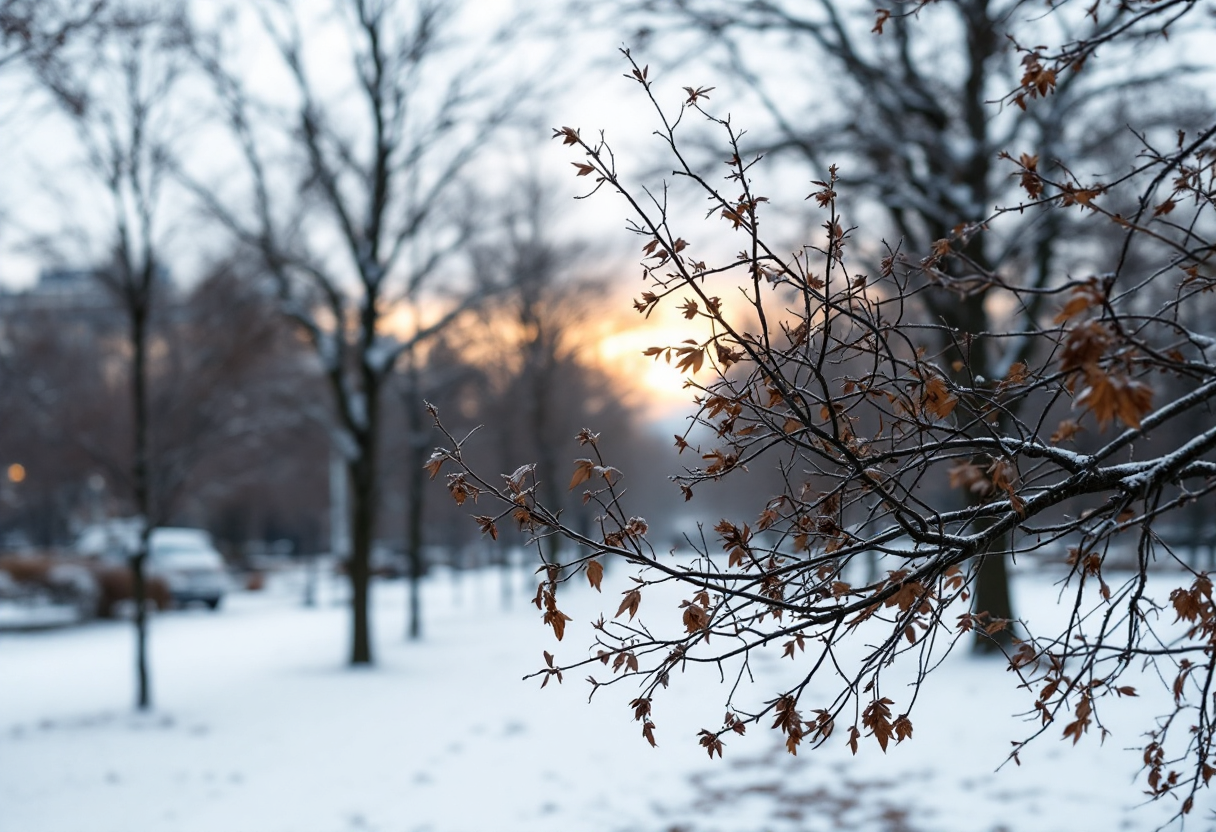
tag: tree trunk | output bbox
[131,548,151,709]
[403,370,427,641]
[348,447,376,665]
[130,298,152,710]
[960,0,1017,653]
[531,356,569,566]
[932,291,1019,653]
[972,529,1015,653]
[329,448,349,561]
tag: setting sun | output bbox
[597,327,691,413]
[592,296,715,417]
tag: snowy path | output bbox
[0,567,1199,831]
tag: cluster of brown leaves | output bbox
[697,712,746,759]
[680,589,712,634]
[720,194,768,230]
[1142,739,1204,814]
[862,698,913,752]
[604,517,648,550]
[771,695,806,755]
[1017,647,1138,754]
[568,458,619,491]
[916,371,958,421]
[628,696,657,747]
[1014,52,1057,110]
[533,564,572,642]
[443,472,478,506]
[1055,279,1152,429]
[1170,575,1216,644]
[1015,152,1041,199]
[715,519,753,567]
[615,584,642,621]
[1065,546,1113,601]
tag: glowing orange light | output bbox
[7,463,26,483]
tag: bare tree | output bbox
[396,175,645,637]
[469,178,607,563]
[18,3,299,707]
[25,2,197,710]
[396,330,487,639]
[431,19,1216,818]
[189,0,531,664]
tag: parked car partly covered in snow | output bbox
[77,523,228,610]
[148,528,229,609]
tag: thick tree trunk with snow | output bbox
[932,287,1017,652]
[344,376,380,665]
[972,534,1014,651]
[347,445,377,665]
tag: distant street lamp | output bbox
[2,464,25,551]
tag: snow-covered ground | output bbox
[0,563,1205,832]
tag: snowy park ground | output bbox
[0,561,1207,832]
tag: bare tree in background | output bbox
[397,336,475,639]
[398,176,638,638]
[432,0,1216,813]
[11,1,203,710]
[190,0,531,664]
[18,5,304,708]
[470,178,606,566]
[610,0,1207,651]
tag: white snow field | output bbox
[0,563,1205,832]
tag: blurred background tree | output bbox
[184,0,543,665]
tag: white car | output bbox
[77,523,228,610]
[148,528,228,610]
